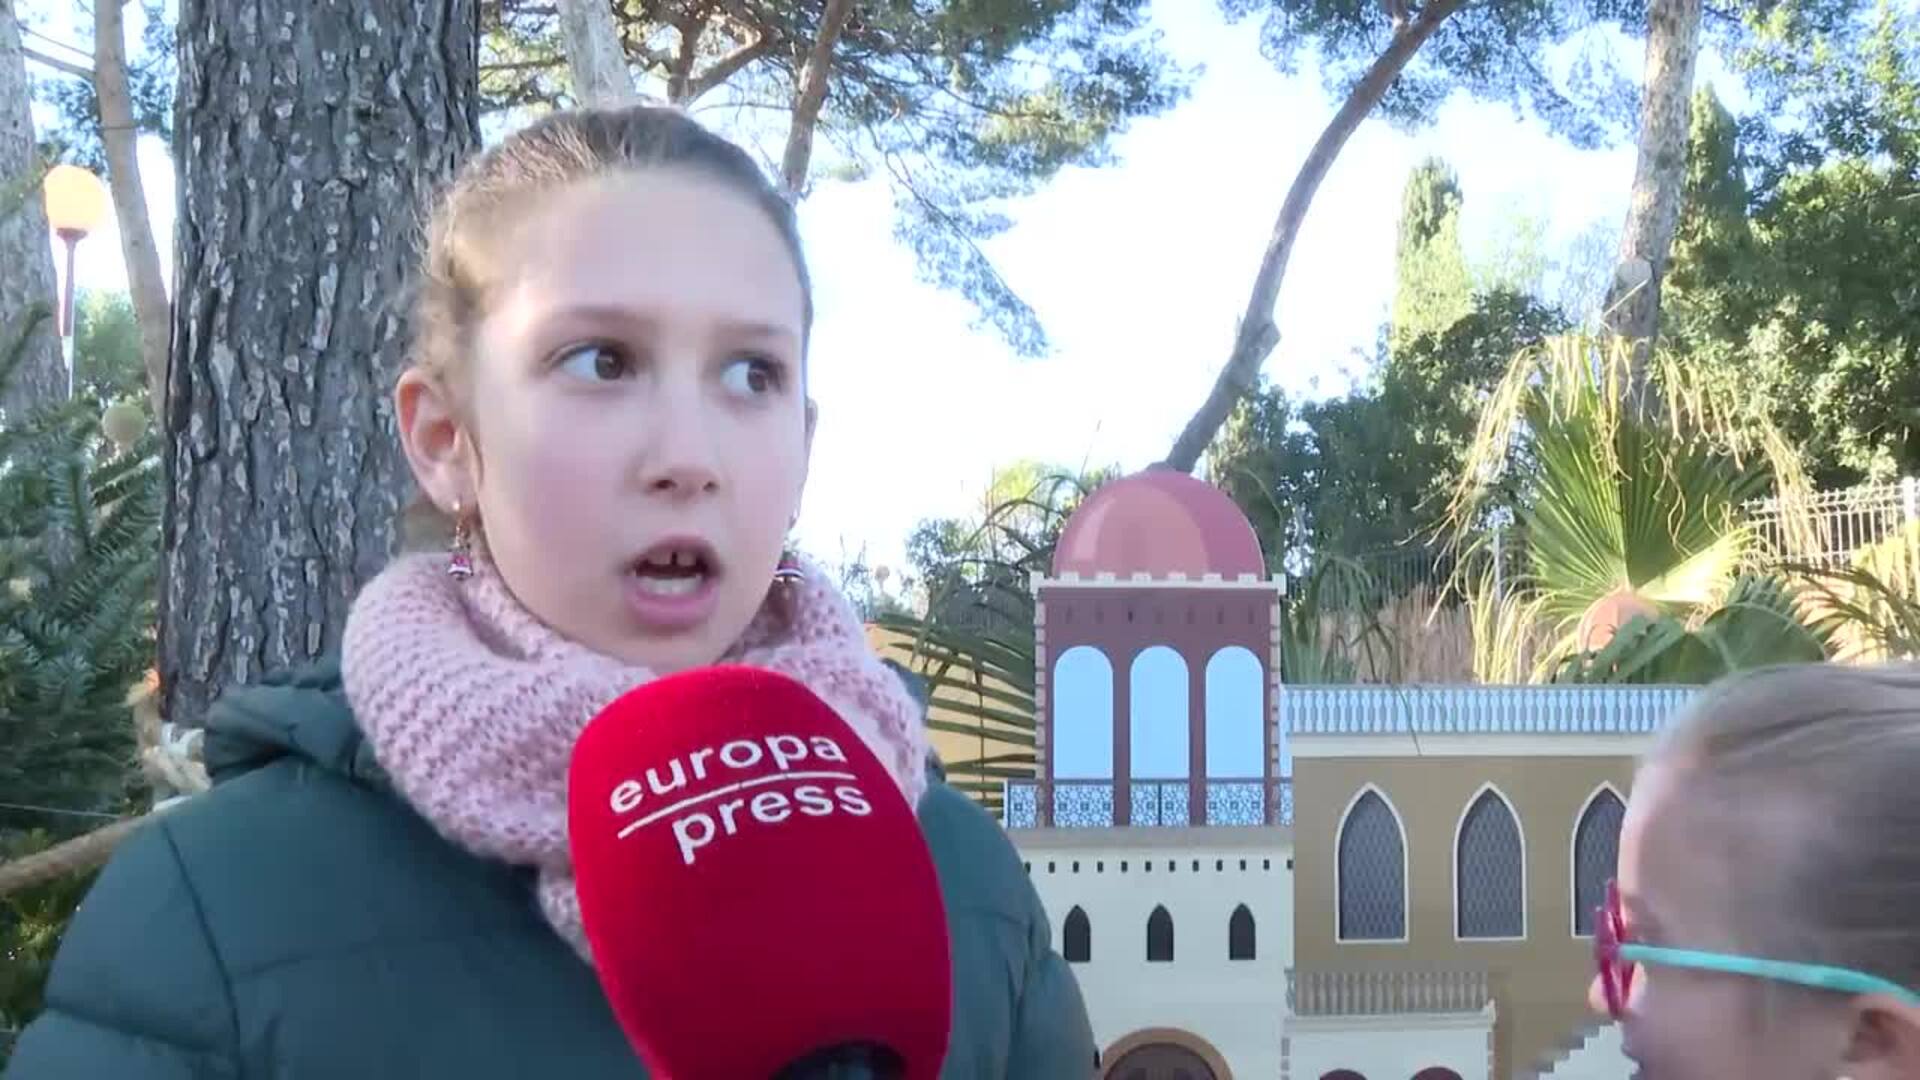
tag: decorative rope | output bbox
[0,814,152,896]
[0,674,206,898]
[0,802,126,820]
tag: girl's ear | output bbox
[1841,996,1920,1080]
[395,369,476,513]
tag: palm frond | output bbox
[1460,557,1554,683]
[1441,333,1821,679]
[1787,563,1920,661]
[1554,575,1833,683]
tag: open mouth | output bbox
[628,540,719,599]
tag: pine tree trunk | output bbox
[779,0,855,199]
[557,0,637,107]
[1159,0,1466,474]
[159,0,480,724]
[1604,0,1702,415]
[95,0,171,422]
[0,0,67,420]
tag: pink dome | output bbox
[1051,468,1265,578]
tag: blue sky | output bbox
[30,1,1752,587]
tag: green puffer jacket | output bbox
[5,661,1093,1079]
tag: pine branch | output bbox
[0,312,157,817]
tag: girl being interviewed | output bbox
[7,106,1094,1079]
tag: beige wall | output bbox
[1013,828,1294,1080]
[1293,756,1636,1078]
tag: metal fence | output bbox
[1284,684,1696,736]
[1746,478,1919,572]
[1285,533,1524,608]
[1290,477,1920,603]
[1287,967,1492,1016]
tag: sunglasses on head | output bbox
[1593,879,1920,1020]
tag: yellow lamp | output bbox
[44,164,108,239]
[43,165,108,397]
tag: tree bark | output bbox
[22,45,90,81]
[665,14,702,102]
[160,0,481,724]
[780,0,856,199]
[94,0,170,421]
[0,0,68,420]
[1604,0,1702,415]
[684,33,775,104]
[557,0,638,107]
[1160,0,1466,474]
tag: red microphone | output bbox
[567,665,953,1079]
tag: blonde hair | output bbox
[399,105,812,548]
[1654,661,1920,1001]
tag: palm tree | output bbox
[1553,574,1834,683]
[876,465,1107,813]
[871,613,1037,812]
[1789,561,1920,664]
[1441,333,1821,680]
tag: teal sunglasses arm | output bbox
[1618,943,1920,1005]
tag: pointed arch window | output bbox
[1228,903,1256,960]
[1063,906,1090,964]
[1456,787,1525,939]
[1574,788,1627,936]
[1146,904,1174,962]
[1337,789,1406,941]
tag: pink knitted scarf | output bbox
[339,551,928,959]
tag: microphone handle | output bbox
[771,1042,906,1080]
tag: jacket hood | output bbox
[201,658,390,791]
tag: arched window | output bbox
[1573,787,1627,936]
[1129,647,1189,778]
[1204,646,1263,777]
[1063,905,1090,964]
[1052,647,1114,779]
[1456,786,1525,939]
[1146,904,1175,962]
[1337,788,1406,941]
[1228,903,1256,961]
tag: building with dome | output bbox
[1029,467,1284,833]
[976,467,1665,1080]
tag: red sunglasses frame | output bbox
[1593,878,1637,1020]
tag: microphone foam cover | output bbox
[568,665,952,1079]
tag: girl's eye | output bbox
[555,343,633,382]
[720,355,783,397]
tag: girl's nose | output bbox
[645,458,720,497]
[637,396,722,498]
[633,374,721,495]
